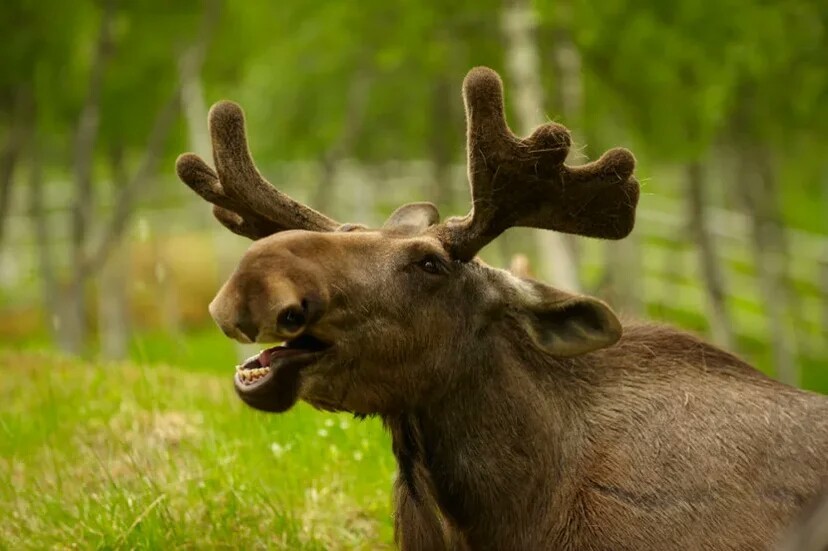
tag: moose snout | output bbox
[208,279,327,344]
[208,295,256,343]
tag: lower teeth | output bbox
[236,366,271,384]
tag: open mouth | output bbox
[233,334,331,412]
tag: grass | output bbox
[0,349,397,549]
[127,326,239,374]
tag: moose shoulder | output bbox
[176,67,828,550]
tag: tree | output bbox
[501,0,580,291]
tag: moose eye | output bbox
[416,255,446,275]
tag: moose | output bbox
[176,67,828,550]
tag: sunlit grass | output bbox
[0,350,396,549]
[127,325,239,374]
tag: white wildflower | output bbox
[271,442,286,457]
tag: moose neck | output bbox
[385,332,593,547]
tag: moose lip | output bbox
[234,334,330,387]
[233,334,330,409]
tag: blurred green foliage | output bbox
[0,1,825,210]
[0,1,826,372]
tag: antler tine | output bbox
[437,66,640,261]
[175,101,339,240]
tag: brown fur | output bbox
[385,322,828,550]
[176,67,828,549]
[206,230,828,550]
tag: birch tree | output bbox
[501,0,580,291]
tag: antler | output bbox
[176,68,639,255]
[175,101,339,240]
[436,67,640,261]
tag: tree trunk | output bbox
[98,242,130,360]
[549,0,587,287]
[822,173,828,354]
[821,247,828,355]
[156,248,183,339]
[64,0,116,354]
[550,2,582,131]
[179,54,211,159]
[175,0,252,362]
[663,233,688,319]
[685,160,735,351]
[97,147,131,360]
[178,0,221,161]
[80,89,181,278]
[314,156,338,218]
[312,68,372,219]
[0,85,33,254]
[429,71,455,213]
[501,0,579,291]
[28,135,60,342]
[737,146,797,386]
[602,238,643,317]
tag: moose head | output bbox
[175,66,639,416]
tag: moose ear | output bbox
[383,202,440,233]
[515,283,622,357]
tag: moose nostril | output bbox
[236,319,259,342]
[277,305,306,333]
[301,296,325,326]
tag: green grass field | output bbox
[0,349,397,550]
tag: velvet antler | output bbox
[176,101,339,240]
[435,67,640,261]
[176,68,639,256]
